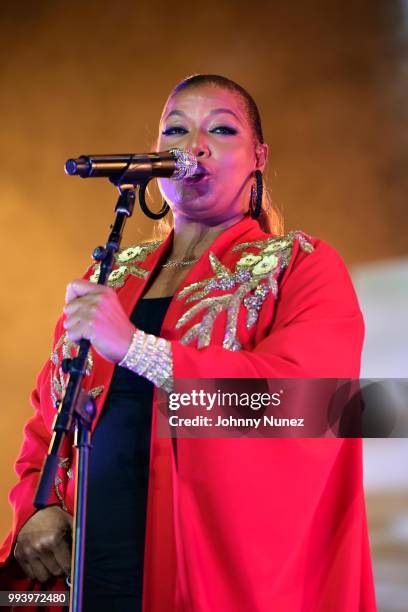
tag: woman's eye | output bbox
[210,126,238,135]
[162,126,188,136]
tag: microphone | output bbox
[64,148,198,182]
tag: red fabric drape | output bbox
[0,216,376,611]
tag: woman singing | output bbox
[0,74,376,611]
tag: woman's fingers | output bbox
[15,537,66,582]
[63,307,95,331]
[64,294,97,317]
[62,279,134,362]
[37,549,65,578]
[54,538,72,576]
[15,543,52,583]
[65,279,101,304]
[14,506,73,583]
[65,320,93,343]
[29,557,53,583]
[17,556,36,580]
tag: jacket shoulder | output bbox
[278,234,362,321]
[284,234,355,286]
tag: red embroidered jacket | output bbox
[0,216,376,611]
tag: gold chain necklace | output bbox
[161,256,199,269]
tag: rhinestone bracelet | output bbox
[119,329,174,393]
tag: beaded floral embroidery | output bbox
[50,240,163,407]
[50,332,104,409]
[89,241,163,289]
[54,457,72,511]
[175,231,314,351]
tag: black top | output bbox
[82,296,172,612]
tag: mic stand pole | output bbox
[34,182,137,612]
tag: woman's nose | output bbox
[190,138,210,158]
[191,143,210,157]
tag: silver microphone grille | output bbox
[170,148,198,180]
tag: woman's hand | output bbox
[63,279,135,363]
[14,506,73,583]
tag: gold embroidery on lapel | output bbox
[54,457,72,511]
[49,240,164,409]
[89,386,104,399]
[89,240,163,288]
[50,332,104,409]
[175,231,314,350]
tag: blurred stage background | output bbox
[0,2,407,609]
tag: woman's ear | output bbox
[255,143,269,172]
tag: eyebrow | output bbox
[163,108,243,123]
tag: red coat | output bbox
[0,215,376,611]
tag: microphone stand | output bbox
[34,175,141,612]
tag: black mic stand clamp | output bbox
[34,179,139,612]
